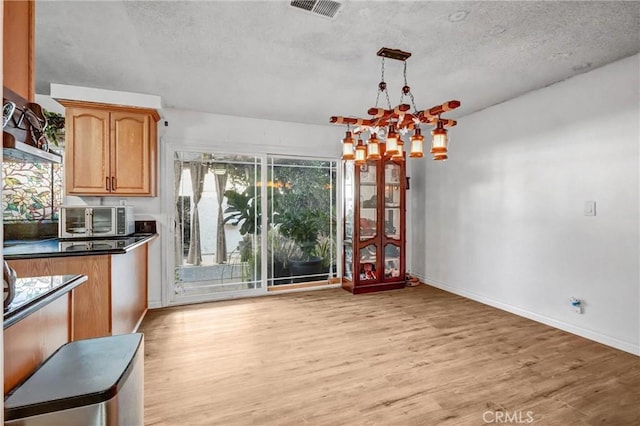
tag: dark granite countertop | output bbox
[3,233,158,260]
[4,274,88,329]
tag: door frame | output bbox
[162,140,268,305]
[161,140,343,306]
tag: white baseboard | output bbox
[416,275,639,356]
[148,300,164,309]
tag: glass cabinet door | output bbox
[384,162,401,240]
[344,161,354,241]
[359,162,377,241]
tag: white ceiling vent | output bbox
[290,0,342,19]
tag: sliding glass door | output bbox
[266,157,337,287]
[169,149,338,304]
[172,151,264,303]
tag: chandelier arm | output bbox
[416,114,458,128]
[330,116,378,127]
[418,100,461,119]
[368,104,410,118]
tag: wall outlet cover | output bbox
[584,201,596,216]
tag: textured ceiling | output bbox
[35,1,639,125]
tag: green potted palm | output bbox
[278,209,328,282]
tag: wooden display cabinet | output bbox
[58,100,159,196]
[342,158,406,294]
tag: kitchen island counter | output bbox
[4,234,155,394]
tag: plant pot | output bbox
[270,259,291,285]
[289,256,323,283]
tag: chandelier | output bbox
[330,48,460,163]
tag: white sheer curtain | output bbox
[186,162,207,265]
[214,170,228,264]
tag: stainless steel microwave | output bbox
[59,206,135,238]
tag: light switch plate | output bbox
[584,201,596,216]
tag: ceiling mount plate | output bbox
[376,48,411,61]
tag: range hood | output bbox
[3,132,62,164]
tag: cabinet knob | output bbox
[111,176,117,191]
[105,177,110,191]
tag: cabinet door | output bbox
[383,162,403,281]
[3,0,34,101]
[65,107,111,195]
[111,111,152,195]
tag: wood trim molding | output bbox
[56,99,161,121]
[268,281,335,292]
[27,0,35,101]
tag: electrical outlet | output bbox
[584,201,596,216]
[570,297,582,314]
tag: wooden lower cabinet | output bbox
[5,245,150,394]
[8,255,111,340]
[4,295,71,393]
[111,244,148,335]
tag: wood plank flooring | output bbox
[140,285,639,425]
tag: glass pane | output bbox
[92,208,113,234]
[63,208,85,234]
[344,161,354,241]
[359,243,378,281]
[384,244,401,279]
[384,162,401,184]
[384,162,401,239]
[266,157,337,286]
[359,162,377,241]
[344,244,353,281]
[384,208,400,239]
[173,151,262,299]
[3,162,63,223]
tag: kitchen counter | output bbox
[4,274,88,329]
[3,233,158,260]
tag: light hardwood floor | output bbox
[140,285,639,426]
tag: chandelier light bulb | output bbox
[367,133,381,160]
[431,121,448,161]
[342,130,355,160]
[385,124,399,156]
[409,127,425,158]
[354,138,367,165]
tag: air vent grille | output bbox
[290,0,342,19]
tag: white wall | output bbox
[408,54,640,355]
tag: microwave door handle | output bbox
[86,208,93,236]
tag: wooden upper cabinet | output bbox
[65,108,111,195]
[59,101,159,196]
[111,111,152,195]
[3,0,35,101]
